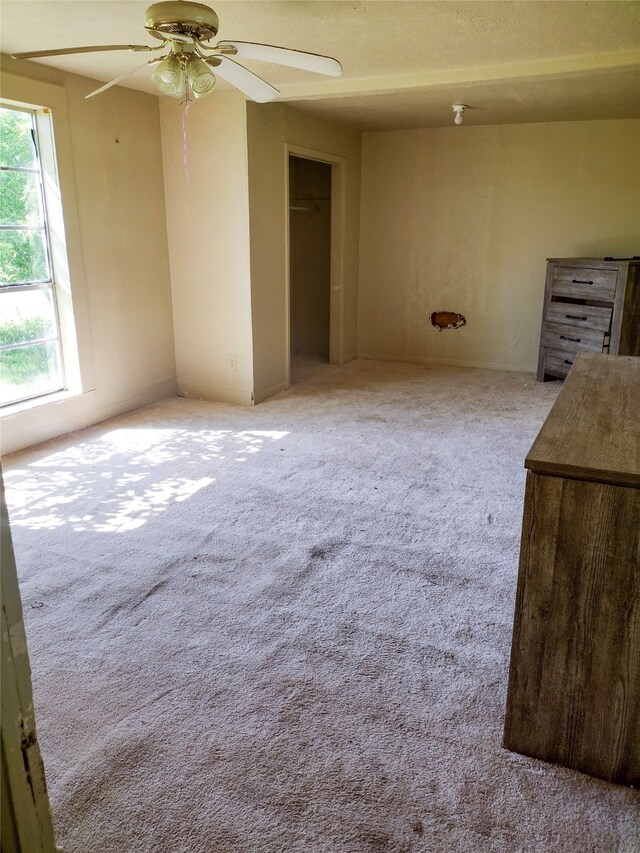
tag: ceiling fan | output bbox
[11,1,342,103]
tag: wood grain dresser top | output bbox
[547,257,639,268]
[526,353,640,487]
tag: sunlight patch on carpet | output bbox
[4,426,289,532]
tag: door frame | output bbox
[1,473,57,852]
[284,144,347,386]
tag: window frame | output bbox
[0,102,67,406]
[0,74,100,417]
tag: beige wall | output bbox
[0,58,176,454]
[159,91,254,404]
[246,103,361,402]
[358,120,640,372]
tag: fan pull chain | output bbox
[182,98,190,182]
[181,74,196,182]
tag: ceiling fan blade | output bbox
[12,44,163,60]
[205,55,279,103]
[85,56,165,100]
[214,41,341,77]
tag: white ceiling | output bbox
[1,1,639,130]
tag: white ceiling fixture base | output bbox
[452,104,467,125]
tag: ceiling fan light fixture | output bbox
[151,53,185,97]
[15,2,342,105]
[186,56,216,97]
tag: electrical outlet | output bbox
[226,354,237,372]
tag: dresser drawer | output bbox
[545,302,612,332]
[552,267,617,301]
[543,348,579,378]
[541,321,605,352]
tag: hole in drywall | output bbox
[430,311,466,331]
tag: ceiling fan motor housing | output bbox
[145,1,219,42]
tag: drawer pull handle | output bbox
[566,314,587,321]
[563,359,574,366]
[560,335,581,342]
[571,279,593,285]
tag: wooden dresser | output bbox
[503,353,640,785]
[537,258,640,381]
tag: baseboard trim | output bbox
[253,381,288,405]
[338,351,357,366]
[177,383,253,406]
[357,352,536,373]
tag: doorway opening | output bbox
[288,155,332,383]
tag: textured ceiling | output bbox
[1,1,639,129]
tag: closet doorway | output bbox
[288,154,332,378]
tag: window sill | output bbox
[1,387,83,418]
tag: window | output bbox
[0,104,65,406]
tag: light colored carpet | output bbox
[4,358,639,853]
